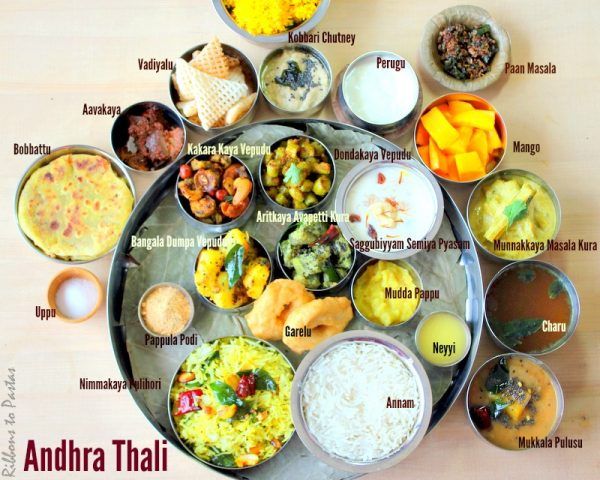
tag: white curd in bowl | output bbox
[343,52,419,125]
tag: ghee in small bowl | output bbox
[415,311,471,367]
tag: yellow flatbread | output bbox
[18,154,134,261]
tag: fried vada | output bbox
[282,297,353,354]
[245,279,314,341]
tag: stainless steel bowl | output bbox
[291,330,432,473]
[212,0,331,45]
[466,168,561,263]
[334,51,422,137]
[175,155,256,235]
[484,260,580,355]
[14,145,136,264]
[414,92,507,185]
[138,282,194,337]
[192,234,273,314]
[260,44,332,116]
[334,159,444,260]
[276,219,357,295]
[111,101,186,174]
[414,310,472,367]
[168,43,259,134]
[465,353,564,450]
[168,335,295,470]
[258,134,336,215]
[351,258,423,329]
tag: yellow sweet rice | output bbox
[223,0,321,36]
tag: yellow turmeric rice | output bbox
[171,337,294,468]
[223,0,321,36]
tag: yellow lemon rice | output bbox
[170,337,294,467]
[223,0,321,36]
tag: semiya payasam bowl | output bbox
[334,159,444,260]
[168,43,259,134]
[420,5,511,92]
[275,219,357,295]
[259,44,333,116]
[484,260,580,356]
[168,335,296,470]
[175,154,256,235]
[137,282,195,337]
[414,92,507,185]
[212,0,331,45]
[350,258,423,330]
[466,169,561,263]
[47,267,104,323]
[258,134,336,215]
[291,330,432,473]
[192,233,273,314]
[14,145,136,264]
[110,101,186,174]
[465,353,564,451]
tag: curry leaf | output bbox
[485,357,510,393]
[504,200,528,228]
[517,267,536,284]
[236,368,277,391]
[224,244,244,288]
[493,318,544,348]
[548,279,564,299]
[283,163,302,185]
[209,381,244,407]
[211,453,236,468]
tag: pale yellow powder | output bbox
[141,286,191,336]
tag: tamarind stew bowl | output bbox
[175,154,256,235]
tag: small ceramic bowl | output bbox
[420,5,511,92]
[212,0,331,45]
[138,282,195,337]
[169,43,259,134]
[351,258,423,330]
[414,93,507,185]
[47,267,104,322]
[111,101,186,173]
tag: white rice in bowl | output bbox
[301,341,422,462]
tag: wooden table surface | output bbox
[1,1,598,478]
